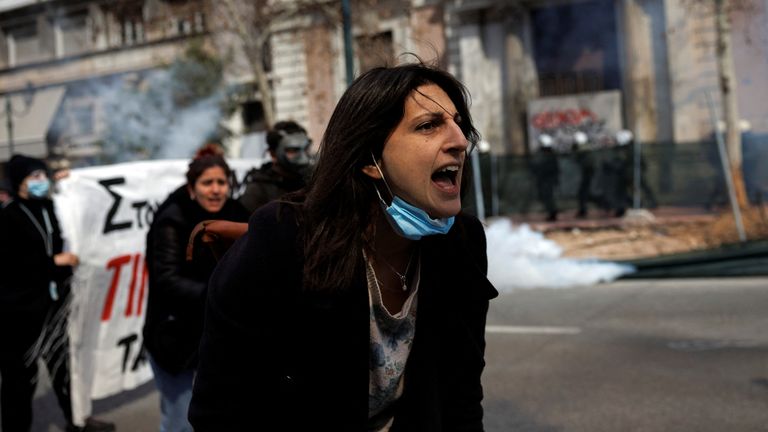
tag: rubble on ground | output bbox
[542,206,768,261]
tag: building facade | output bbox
[0,0,212,167]
[1,0,767,170]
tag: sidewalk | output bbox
[493,206,764,261]
[27,362,159,432]
[501,206,717,233]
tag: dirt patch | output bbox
[544,206,768,261]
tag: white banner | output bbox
[54,158,261,424]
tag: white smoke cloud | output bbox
[45,63,226,165]
[96,69,224,161]
[159,92,224,158]
[485,218,634,292]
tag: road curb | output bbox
[619,240,768,278]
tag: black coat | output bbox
[189,202,498,431]
[142,188,249,374]
[0,197,71,310]
[237,162,306,214]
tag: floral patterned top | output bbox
[365,252,420,431]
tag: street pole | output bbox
[471,149,485,222]
[633,138,641,209]
[5,95,14,157]
[705,90,746,242]
[490,152,498,216]
[342,0,354,86]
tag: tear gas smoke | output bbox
[99,69,224,161]
[485,218,634,292]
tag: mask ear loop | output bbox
[370,153,396,206]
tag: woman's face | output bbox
[371,84,469,219]
[190,166,229,213]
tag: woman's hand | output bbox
[54,252,79,267]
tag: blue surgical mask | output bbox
[381,195,454,240]
[27,179,50,198]
[370,155,454,240]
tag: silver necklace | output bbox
[377,248,415,291]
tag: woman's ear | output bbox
[187,184,195,200]
[361,163,382,180]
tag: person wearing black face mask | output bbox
[0,154,115,432]
[238,120,312,214]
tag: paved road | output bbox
[27,277,768,431]
[483,277,768,432]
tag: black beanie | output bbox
[8,154,47,193]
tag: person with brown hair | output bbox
[189,62,498,431]
[142,147,248,432]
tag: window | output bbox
[241,100,265,133]
[122,19,145,45]
[59,11,89,56]
[194,11,205,33]
[355,31,394,74]
[7,22,44,66]
[531,0,620,96]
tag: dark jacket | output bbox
[142,188,248,374]
[189,202,498,431]
[532,148,560,186]
[0,197,71,310]
[237,162,306,214]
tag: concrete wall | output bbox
[618,0,673,144]
[303,24,339,149]
[455,9,506,153]
[271,30,310,129]
[731,0,768,133]
[409,4,447,66]
[663,0,768,141]
[503,10,538,154]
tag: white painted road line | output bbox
[486,325,582,335]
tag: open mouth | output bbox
[431,165,460,189]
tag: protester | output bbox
[142,148,249,432]
[238,120,311,213]
[602,137,631,217]
[616,129,656,210]
[573,131,597,218]
[0,154,115,432]
[189,61,499,430]
[532,134,560,221]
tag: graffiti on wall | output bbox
[527,90,624,152]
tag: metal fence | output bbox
[465,133,768,218]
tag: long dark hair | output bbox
[299,61,479,292]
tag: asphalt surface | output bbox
[483,277,768,432]
[22,277,768,431]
